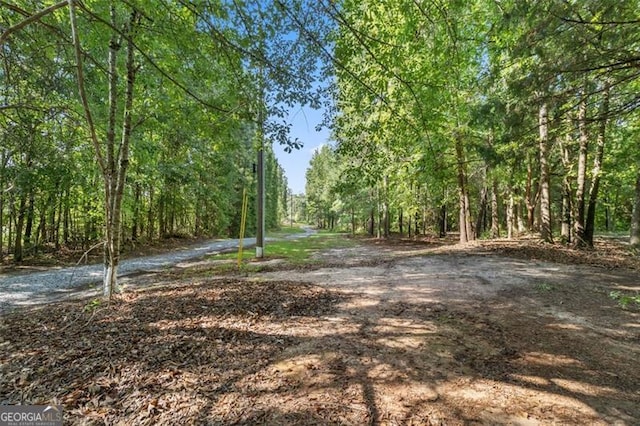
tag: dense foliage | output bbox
[0,0,328,271]
[306,0,640,247]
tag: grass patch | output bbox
[609,290,640,309]
[212,233,358,269]
[535,282,556,292]
[268,225,308,238]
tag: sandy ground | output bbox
[1,239,639,425]
[254,245,640,425]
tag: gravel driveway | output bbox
[0,228,314,314]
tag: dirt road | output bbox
[253,244,640,424]
[0,228,315,314]
[1,239,638,424]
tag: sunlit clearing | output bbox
[508,374,550,386]
[518,352,583,367]
[551,378,619,397]
[546,323,584,331]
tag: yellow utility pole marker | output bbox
[238,188,249,268]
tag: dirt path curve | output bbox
[0,228,315,314]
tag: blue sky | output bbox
[273,105,330,195]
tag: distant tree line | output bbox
[305,0,640,248]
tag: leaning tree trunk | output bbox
[585,81,610,246]
[538,102,553,243]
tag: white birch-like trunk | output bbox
[574,86,589,247]
[538,101,553,243]
[103,263,119,297]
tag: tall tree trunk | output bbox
[439,204,447,237]
[0,184,3,261]
[0,151,4,261]
[7,192,16,253]
[382,176,389,238]
[14,194,27,262]
[574,88,589,247]
[351,207,355,236]
[585,81,610,246]
[507,189,515,239]
[70,2,138,297]
[476,185,488,237]
[132,183,140,241]
[631,168,640,248]
[63,189,70,246]
[559,133,573,244]
[8,192,15,254]
[54,191,62,249]
[524,156,539,231]
[398,208,403,236]
[23,192,35,251]
[36,206,46,255]
[104,12,137,296]
[604,195,611,232]
[147,186,154,240]
[538,102,553,243]
[491,180,499,238]
[455,135,473,242]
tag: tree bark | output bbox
[507,191,514,240]
[382,176,389,238]
[476,184,488,237]
[524,156,540,232]
[104,11,138,296]
[491,180,499,238]
[574,87,589,247]
[132,183,140,241]
[0,151,4,260]
[585,80,610,246]
[455,135,473,242]
[13,195,27,262]
[559,133,573,244]
[538,102,553,243]
[631,168,640,248]
[368,206,374,236]
[0,179,3,261]
[439,204,447,237]
[23,192,34,250]
[147,186,154,240]
[69,2,138,297]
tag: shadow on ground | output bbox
[1,267,638,425]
